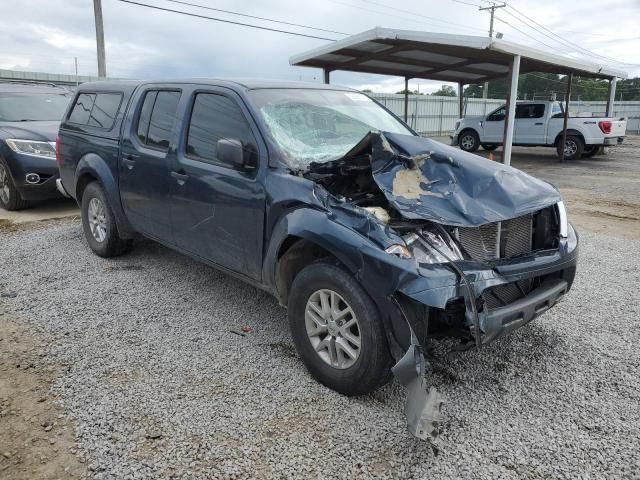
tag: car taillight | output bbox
[55,136,61,168]
[598,120,612,134]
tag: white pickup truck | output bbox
[451,100,627,160]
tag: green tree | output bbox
[463,74,640,101]
[395,89,422,95]
[431,85,457,97]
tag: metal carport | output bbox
[290,27,627,164]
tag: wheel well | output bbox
[554,129,584,145]
[275,237,346,305]
[75,173,99,202]
[459,128,477,138]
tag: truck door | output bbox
[119,88,182,243]
[482,106,505,143]
[514,103,546,144]
[168,87,266,280]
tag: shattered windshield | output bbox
[248,89,413,168]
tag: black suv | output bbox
[57,79,578,439]
[0,82,70,210]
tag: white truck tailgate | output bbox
[610,119,627,137]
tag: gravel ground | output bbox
[1,220,639,479]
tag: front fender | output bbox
[75,154,135,237]
[263,206,425,356]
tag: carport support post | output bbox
[458,82,464,119]
[502,54,520,166]
[606,77,617,117]
[323,69,330,84]
[404,77,409,122]
[559,72,574,163]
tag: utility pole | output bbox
[479,2,506,38]
[93,0,107,78]
[479,3,505,99]
[74,57,79,87]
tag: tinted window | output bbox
[186,93,257,167]
[68,93,96,124]
[146,91,181,151]
[516,104,545,119]
[487,107,505,121]
[136,91,157,144]
[87,93,122,128]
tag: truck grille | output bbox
[456,213,536,310]
[457,214,533,262]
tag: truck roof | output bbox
[76,78,356,92]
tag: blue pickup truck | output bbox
[57,79,578,439]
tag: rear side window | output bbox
[68,92,122,129]
[186,93,256,167]
[136,90,181,151]
[516,104,545,119]
[88,93,122,128]
[68,93,96,124]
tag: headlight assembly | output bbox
[404,229,464,264]
[5,139,56,159]
[557,201,568,238]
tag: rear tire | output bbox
[288,263,393,396]
[459,129,480,152]
[582,145,602,158]
[481,144,498,151]
[0,158,29,211]
[81,182,132,257]
[556,135,584,160]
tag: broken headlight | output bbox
[385,228,464,264]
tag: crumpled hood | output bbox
[0,121,59,142]
[368,132,561,227]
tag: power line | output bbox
[494,15,561,51]
[504,4,640,67]
[115,0,338,41]
[164,0,350,36]
[352,0,487,33]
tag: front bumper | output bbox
[397,224,579,346]
[450,134,459,145]
[6,151,61,201]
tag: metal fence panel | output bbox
[370,93,640,135]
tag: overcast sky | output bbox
[1,0,639,93]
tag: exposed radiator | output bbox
[456,213,536,310]
[457,213,533,262]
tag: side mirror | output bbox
[217,138,253,169]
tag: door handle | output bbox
[122,156,136,170]
[535,122,544,125]
[171,170,189,185]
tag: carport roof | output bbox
[290,28,628,82]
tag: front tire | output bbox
[288,263,393,396]
[81,182,132,257]
[557,135,584,160]
[459,129,480,152]
[0,158,29,211]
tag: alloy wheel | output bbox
[564,139,578,156]
[305,289,361,369]
[0,164,10,205]
[461,135,475,150]
[88,197,107,243]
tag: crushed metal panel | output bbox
[366,132,561,227]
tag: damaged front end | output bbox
[301,132,578,440]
